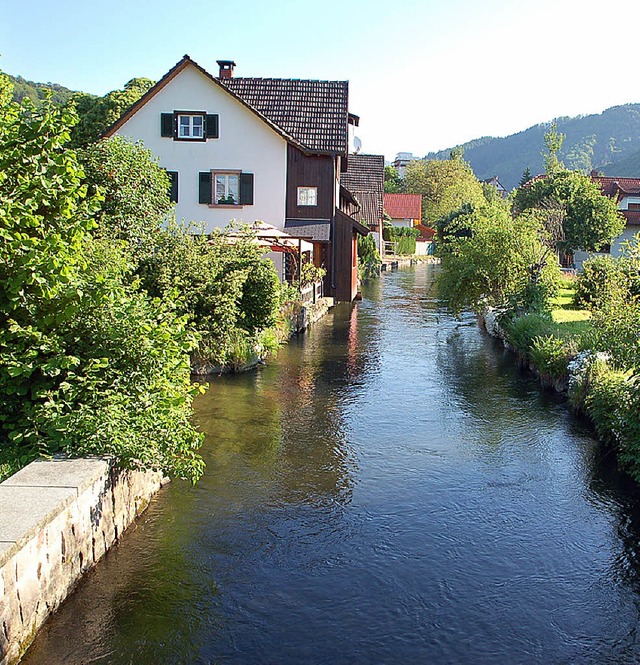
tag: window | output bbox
[297,186,317,206]
[215,172,240,205]
[628,202,640,211]
[161,112,219,140]
[177,114,203,139]
[199,171,254,206]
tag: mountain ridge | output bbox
[424,103,640,190]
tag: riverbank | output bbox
[21,263,640,664]
[0,458,164,665]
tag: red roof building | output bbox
[383,193,422,227]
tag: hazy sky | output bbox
[3,0,640,161]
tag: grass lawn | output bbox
[549,279,592,338]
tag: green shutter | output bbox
[205,114,219,139]
[199,172,212,204]
[168,171,178,203]
[239,173,254,205]
[161,113,174,137]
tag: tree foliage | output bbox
[71,77,155,147]
[403,158,485,226]
[79,136,172,257]
[137,222,282,368]
[437,202,560,314]
[384,165,404,193]
[513,170,624,253]
[0,71,204,482]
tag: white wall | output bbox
[115,65,288,233]
[390,218,413,229]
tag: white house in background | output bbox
[104,55,368,302]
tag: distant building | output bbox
[383,193,422,228]
[481,176,508,198]
[392,152,421,178]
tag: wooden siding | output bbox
[334,210,358,302]
[286,145,335,219]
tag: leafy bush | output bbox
[529,335,574,380]
[138,222,282,368]
[574,256,626,308]
[0,73,204,482]
[502,313,553,355]
[586,280,640,371]
[79,136,172,260]
[396,236,417,255]
[357,234,381,280]
[438,202,560,314]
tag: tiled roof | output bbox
[221,77,349,154]
[384,193,422,220]
[415,224,436,240]
[341,154,384,227]
[285,219,331,242]
[592,176,640,199]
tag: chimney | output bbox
[217,60,236,79]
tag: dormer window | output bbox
[178,113,204,139]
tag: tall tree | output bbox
[513,170,624,254]
[519,167,533,187]
[404,159,485,225]
[71,77,155,147]
[543,122,566,174]
[384,165,404,193]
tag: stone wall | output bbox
[0,458,164,665]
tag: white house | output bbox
[104,55,368,301]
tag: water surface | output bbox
[23,265,640,664]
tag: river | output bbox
[22,264,640,664]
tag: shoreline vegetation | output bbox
[0,73,327,485]
[435,128,640,484]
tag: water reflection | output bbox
[21,264,640,665]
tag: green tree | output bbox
[438,201,560,314]
[384,165,404,193]
[71,77,155,147]
[519,167,533,187]
[543,122,566,174]
[80,136,172,259]
[0,71,204,482]
[513,170,624,253]
[404,158,485,225]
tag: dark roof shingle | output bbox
[221,77,349,154]
[341,154,384,227]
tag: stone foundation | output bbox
[0,458,164,665]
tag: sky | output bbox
[3,0,640,162]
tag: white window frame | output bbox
[213,170,241,206]
[177,113,204,140]
[297,186,318,207]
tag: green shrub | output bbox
[358,234,381,279]
[529,335,574,380]
[502,313,554,355]
[396,236,417,255]
[574,256,626,308]
[138,222,283,369]
[0,74,204,482]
